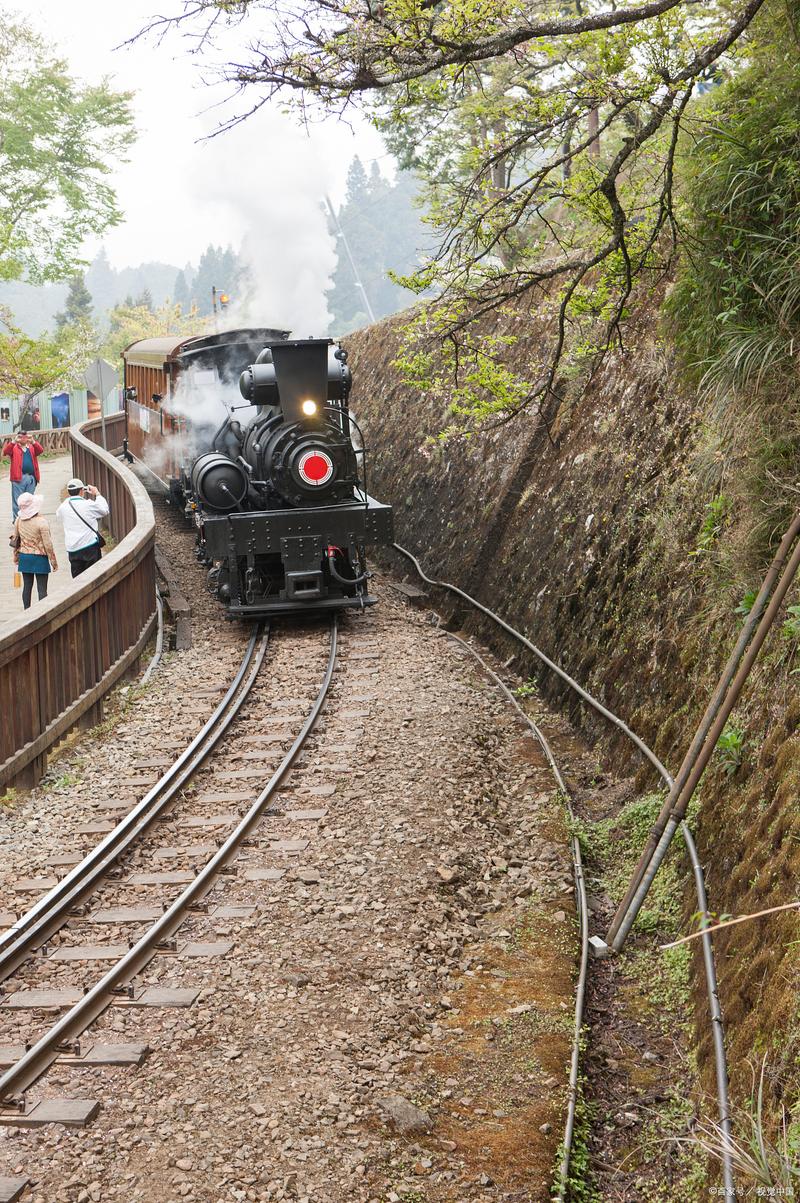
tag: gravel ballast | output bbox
[0,508,593,1203]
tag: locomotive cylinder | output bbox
[191,452,248,512]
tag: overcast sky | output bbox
[27,1,388,290]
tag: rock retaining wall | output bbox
[349,305,800,1113]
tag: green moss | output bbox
[634,1090,707,1203]
[551,1079,600,1203]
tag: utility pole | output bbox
[96,358,107,451]
[211,286,229,332]
[325,195,377,325]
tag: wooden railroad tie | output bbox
[154,544,192,649]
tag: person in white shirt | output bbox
[56,477,110,578]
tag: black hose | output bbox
[327,549,368,587]
[392,541,735,1196]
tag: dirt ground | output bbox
[0,509,596,1203]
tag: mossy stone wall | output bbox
[349,307,800,1111]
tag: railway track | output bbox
[0,527,719,1200]
[0,553,621,1201]
[0,615,348,1131]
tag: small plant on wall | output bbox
[717,723,745,776]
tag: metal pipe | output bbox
[392,544,674,786]
[140,588,165,687]
[681,821,734,1195]
[393,543,734,1193]
[447,633,589,1200]
[611,527,800,949]
[606,510,800,945]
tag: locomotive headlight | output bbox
[301,399,318,416]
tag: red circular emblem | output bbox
[298,450,333,486]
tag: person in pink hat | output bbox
[12,492,58,609]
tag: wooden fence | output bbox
[0,412,156,790]
[35,429,72,453]
[22,416,123,456]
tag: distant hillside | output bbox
[0,248,193,336]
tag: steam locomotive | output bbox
[122,330,393,617]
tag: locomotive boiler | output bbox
[186,337,393,617]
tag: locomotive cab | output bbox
[187,337,393,617]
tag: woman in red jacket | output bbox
[2,431,44,522]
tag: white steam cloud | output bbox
[192,110,338,336]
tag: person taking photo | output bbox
[2,431,45,522]
[56,477,109,578]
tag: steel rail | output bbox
[0,625,267,984]
[393,543,735,1197]
[448,634,588,1201]
[0,616,338,1102]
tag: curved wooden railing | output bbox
[0,412,156,790]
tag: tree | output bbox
[85,248,117,318]
[55,275,93,330]
[134,287,154,312]
[327,158,373,331]
[145,0,768,428]
[0,305,94,413]
[191,244,244,316]
[100,300,208,364]
[174,269,191,312]
[0,11,135,285]
[327,157,429,332]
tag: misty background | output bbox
[2,1,432,346]
[0,156,429,342]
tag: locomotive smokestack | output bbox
[239,339,352,415]
[269,338,330,424]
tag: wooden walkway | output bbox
[0,454,77,632]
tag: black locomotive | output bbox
[185,337,393,617]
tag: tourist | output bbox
[12,492,58,609]
[56,477,109,578]
[2,431,45,522]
